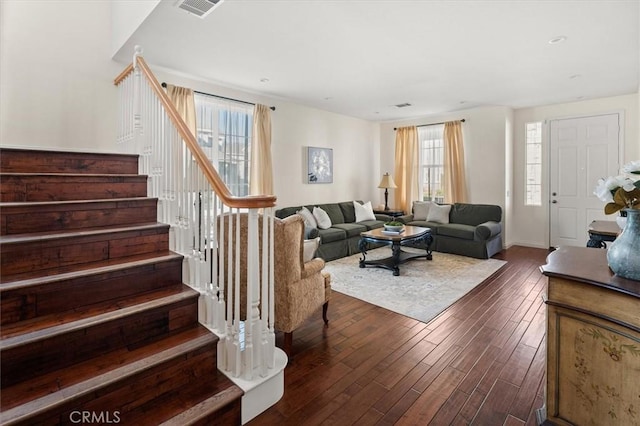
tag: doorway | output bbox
[549,113,620,247]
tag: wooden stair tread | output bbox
[0,250,177,284]
[0,172,147,178]
[0,196,155,210]
[0,285,197,346]
[0,221,168,245]
[0,328,217,424]
[0,252,183,290]
[156,385,244,426]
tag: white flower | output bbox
[594,177,615,202]
[623,160,640,174]
[593,176,635,202]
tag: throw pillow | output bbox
[313,206,332,229]
[412,201,432,221]
[302,237,320,262]
[353,200,376,222]
[296,206,317,228]
[427,203,452,224]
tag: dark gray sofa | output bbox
[397,203,503,259]
[275,201,392,261]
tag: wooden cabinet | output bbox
[540,247,640,426]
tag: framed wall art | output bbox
[307,147,333,184]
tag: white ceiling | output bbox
[114,0,640,122]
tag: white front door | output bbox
[549,113,620,247]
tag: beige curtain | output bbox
[443,121,468,203]
[165,84,197,137]
[250,104,273,195]
[394,126,419,213]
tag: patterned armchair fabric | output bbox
[222,213,331,356]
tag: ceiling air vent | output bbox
[176,0,224,18]
[394,103,412,108]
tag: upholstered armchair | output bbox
[222,213,331,357]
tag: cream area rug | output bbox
[324,247,507,324]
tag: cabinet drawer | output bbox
[548,277,640,331]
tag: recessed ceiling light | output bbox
[548,36,567,44]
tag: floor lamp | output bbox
[378,173,397,211]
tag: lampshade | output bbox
[378,173,397,189]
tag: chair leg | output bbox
[322,301,329,324]
[283,332,293,358]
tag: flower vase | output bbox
[607,208,640,281]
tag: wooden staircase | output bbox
[0,148,243,425]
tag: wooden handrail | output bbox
[114,58,277,209]
[113,63,133,86]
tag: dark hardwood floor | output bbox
[250,245,550,426]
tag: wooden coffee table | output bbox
[358,225,433,276]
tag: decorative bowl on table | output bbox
[383,222,404,232]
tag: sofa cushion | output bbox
[276,206,300,219]
[297,206,317,228]
[358,219,386,230]
[339,201,357,223]
[305,226,319,239]
[317,203,345,225]
[354,201,376,222]
[313,206,332,229]
[318,227,347,243]
[412,201,432,221]
[427,204,452,223]
[406,220,440,230]
[450,203,502,226]
[303,237,320,262]
[332,223,367,238]
[437,223,475,240]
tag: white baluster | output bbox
[233,210,242,378]
[268,212,275,368]
[245,209,259,380]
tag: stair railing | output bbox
[114,46,278,381]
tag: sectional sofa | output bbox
[275,200,503,261]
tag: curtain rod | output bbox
[161,82,276,111]
[394,118,465,131]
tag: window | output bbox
[418,124,445,203]
[525,122,543,206]
[195,94,253,197]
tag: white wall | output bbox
[0,0,122,152]
[512,94,639,248]
[152,68,381,209]
[111,0,161,57]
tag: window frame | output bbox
[417,124,445,204]
[524,121,543,206]
[194,94,254,197]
